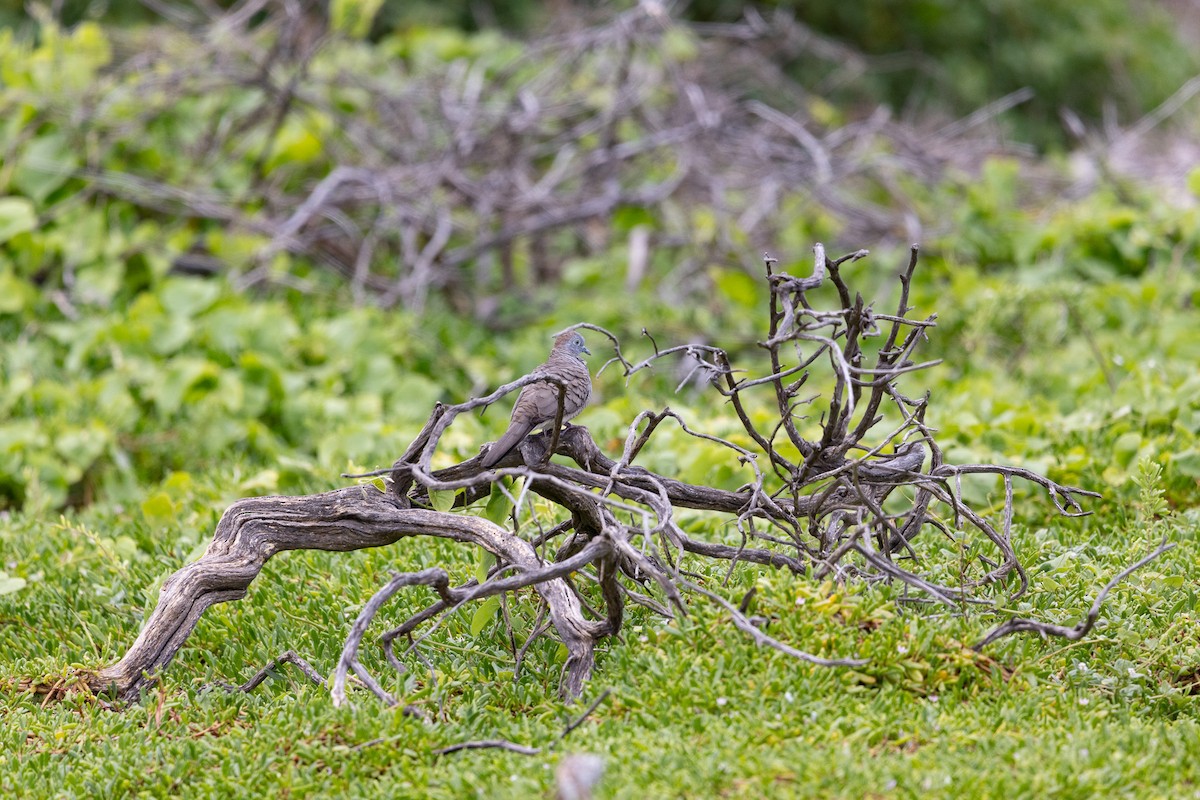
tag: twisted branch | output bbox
[80,243,1124,715]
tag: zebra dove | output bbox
[481,330,592,468]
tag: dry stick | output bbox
[683,580,867,667]
[728,359,814,392]
[350,244,1108,700]
[88,489,446,701]
[433,688,613,757]
[852,245,923,443]
[553,688,613,747]
[362,408,818,527]
[761,248,818,462]
[432,739,542,757]
[333,538,611,707]
[845,468,906,553]
[79,483,608,706]
[202,650,326,694]
[935,464,1100,516]
[531,439,762,518]
[975,539,1175,649]
[89,3,1009,306]
[889,406,950,551]
[545,380,569,465]
[589,555,626,637]
[622,342,729,382]
[549,445,790,582]
[717,349,796,479]
[629,407,786,538]
[917,481,1026,596]
[813,526,865,581]
[333,568,455,707]
[613,410,669,477]
[607,534,687,615]
[514,610,552,684]
[852,540,961,608]
[235,650,326,692]
[616,581,674,617]
[563,574,605,622]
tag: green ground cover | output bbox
[2,235,1198,798]
[2,11,1200,800]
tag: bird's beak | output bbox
[582,344,592,356]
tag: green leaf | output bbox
[0,573,26,596]
[140,491,176,526]
[661,27,699,61]
[0,269,34,313]
[475,547,492,584]
[163,471,193,494]
[428,489,457,512]
[1169,450,1200,479]
[0,197,36,244]
[152,358,221,416]
[712,268,761,308]
[13,133,77,202]
[239,469,279,495]
[160,277,222,319]
[469,596,501,637]
[1188,167,1200,199]
[150,314,195,356]
[183,539,209,565]
[267,122,324,172]
[330,0,384,38]
[53,422,110,468]
[1113,431,1143,467]
[483,482,513,525]
[612,205,657,232]
[111,535,139,562]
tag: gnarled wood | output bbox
[80,244,1111,712]
[88,487,604,702]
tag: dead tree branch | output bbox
[81,243,1123,712]
[974,538,1174,648]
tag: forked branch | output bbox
[82,243,1123,713]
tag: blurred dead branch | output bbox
[76,1,1033,315]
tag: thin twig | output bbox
[974,538,1174,649]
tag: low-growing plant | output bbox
[59,245,1174,732]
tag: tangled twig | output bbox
[81,244,1128,714]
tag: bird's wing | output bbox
[480,379,563,467]
[517,378,571,424]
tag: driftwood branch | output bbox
[78,243,1128,714]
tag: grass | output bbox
[2,467,1198,798]
[3,257,1200,798]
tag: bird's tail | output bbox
[480,421,535,468]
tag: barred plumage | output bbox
[481,331,592,468]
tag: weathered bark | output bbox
[88,486,604,702]
[77,244,1117,711]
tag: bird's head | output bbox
[554,330,592,361]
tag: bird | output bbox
[480,330,592,468]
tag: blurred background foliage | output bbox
[0,1,1197,514]
[3,0,1194,149]
[688,0,1198,149]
